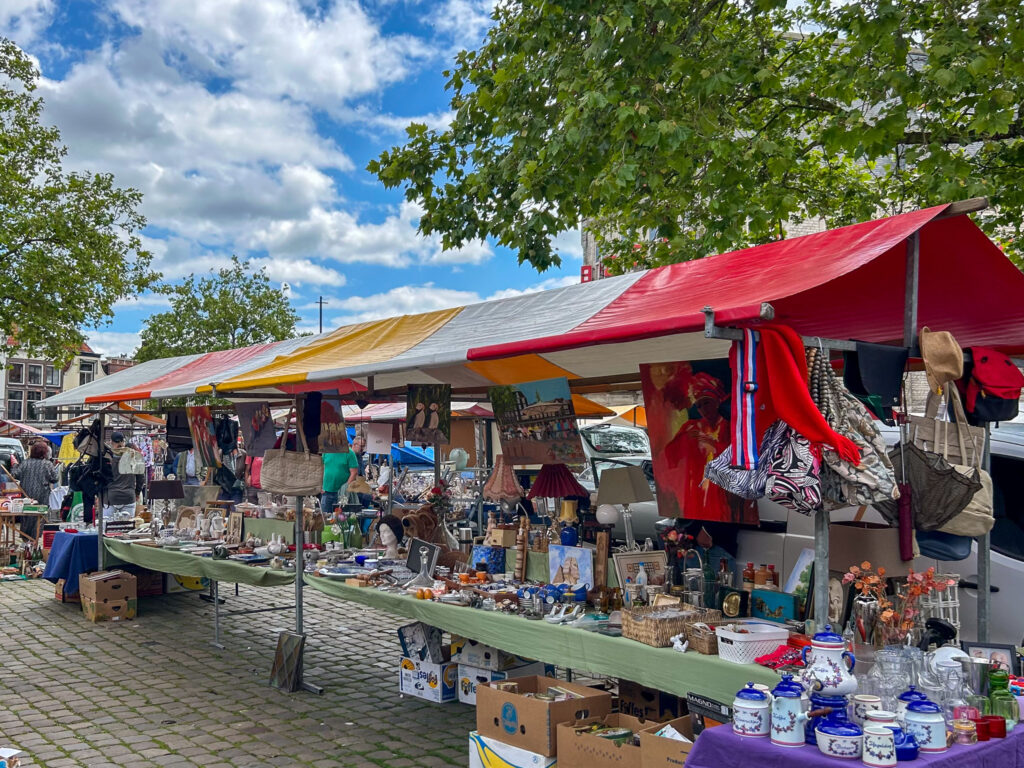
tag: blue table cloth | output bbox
[43,532,99,595]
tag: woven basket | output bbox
[623,604,718,648]
[684,615,722,655]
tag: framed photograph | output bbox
[961,642,1020,675]
[548,545,594,587]
[613,550,669,590]
[225,510,243,546]
[405,538,441,577]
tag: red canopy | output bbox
[470,205,1024,359]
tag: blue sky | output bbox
[1,0,583,356]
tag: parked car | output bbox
[0,437,25,474]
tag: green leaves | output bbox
[369,0,1024,272]
[0,39,157,364]
[135,256,300,362]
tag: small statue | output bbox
[379,515,404,560]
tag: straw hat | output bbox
[919,327,963,394]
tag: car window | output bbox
[990,454,1024,562]
[581,426,650,455]
[592,459,657,492]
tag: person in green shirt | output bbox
[321,449,359,518]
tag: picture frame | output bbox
[612,550,669,590]
[405,538,441,577]
[961,641,1021,675]
[225,510,243,546]
[548,544,594,587]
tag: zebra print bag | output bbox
[762,422,822,515]
[704,419,789,500]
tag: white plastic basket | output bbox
[919,573,960,639]
[715,622,790,665]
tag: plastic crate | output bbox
[715,622,790,665]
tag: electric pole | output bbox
[316,296,328,334]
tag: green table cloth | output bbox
[304,574,778,704]
[104,538,295,588]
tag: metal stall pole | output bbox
[293,491,323,694]
[211,581,224,649]
[814,509,829,630]
[97,410,107,569]
[978,425,992,642]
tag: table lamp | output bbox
[595,465,654,550]
[148,479,184,531]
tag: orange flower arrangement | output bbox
[844,561,955,643]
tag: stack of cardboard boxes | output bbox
[78,570,137,622]
[470,676,697,768]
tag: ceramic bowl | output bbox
[816,731,862,760]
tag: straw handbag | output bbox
[260,406,324,497]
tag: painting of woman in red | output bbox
[642,361,758,524]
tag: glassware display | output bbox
[988,669,1020,731]
[871,649,912,711]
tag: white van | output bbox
[0,437,25,469]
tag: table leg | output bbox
[210,580,225,650]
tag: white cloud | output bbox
[329,274,579,326]
[250,256,347,287]
[428,0,495,51]
[112,294,173,310]
[551,227,584,260]
[339,106,456,135]
[0,0,55,46]
[86,330,142,357]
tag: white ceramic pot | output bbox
[801,625,857,696]
[905,701,947,754]
[852,694,882,725]
[732,683,770,738]
[865,711,897,726]
[862,725,896,768]
[816,729,863,760]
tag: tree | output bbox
[369,0,1024,273]
[136,256,300,362]
[0,39,157,363]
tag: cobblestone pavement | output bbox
[0,579,477,767]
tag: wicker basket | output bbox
[684,617,722,655]
[623,604,720,648]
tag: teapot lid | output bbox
[906,700,941,714]
[735,682,767,701]
[771,674,805,697]
[811,624,844,644]
[898,685,929,703]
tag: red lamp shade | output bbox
[482,455,524,502]
[527,463,588,500]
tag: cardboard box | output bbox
[82,596,137,622]
[54,578,80,603]
[399,647,458,703]
[477,675,613,757]
[164,573,210,593]
[618,680,682,723]
[78,570,136,602]
[486,528,518,548]
[398,621,445,664]
[638,715,695,768]
[829,522,910,577]
[452,635,534,671]
[557,713,647,768]
[459,662,549,706]
[469,731,557,768]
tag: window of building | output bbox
[25,391,41,419]
[7,391,23,421]
[8,363,23,384]
[45,366,60,387]
[27,364,42,385]
[79,361,95,386]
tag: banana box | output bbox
[469,731,557,768]
[399,645,457,703]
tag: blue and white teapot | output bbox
[801,624,857,696]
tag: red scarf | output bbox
[754,325,861,465]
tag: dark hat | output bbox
[110,431,126,443]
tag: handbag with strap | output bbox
[260,404,324,497]
[704,419,790,500]
[808,348,899,508]
[908,389,984,468]
[762,421,822,515]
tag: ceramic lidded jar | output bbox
[801,624,857,696]
[904,700,946,754]
[770,675,809,747]
[733,682,770,738]
[815,708,863,760]
[895,685,929,724]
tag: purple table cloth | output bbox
[686,722,1024,768]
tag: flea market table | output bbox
[303,573,778,704]
[686,721,1024,768]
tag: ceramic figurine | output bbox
[267,534,286,556]
[904,700,946,753]
[733,683,771,738]
[209,515,225,539]
[485,511,497,542]
[380,522,399,559]
[802,625,857,696]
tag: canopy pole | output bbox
[97,410,106,569]
[978,425,992,642]
[292,492,323,694]
[814,507,829,630]
[904,232,920,350]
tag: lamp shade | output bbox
[595,465,654,506]
[481,455,524,502]
[148,479,185,500]
[527,463,588,500]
